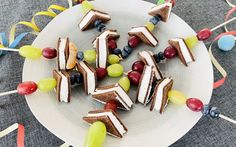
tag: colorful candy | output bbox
[218,35,235,51]
[107,64,124,77]
[168,90,187,105]
[37,78,57,92]
[186,98,203,112]
[132,61,145,73]
[17,81,38,95]
[108,54,120,64]
[84,49,97,63]
[128,71,141,86]
[104,100,118,112]
[84,121,107,147]
[118,76,130,92]
[42,47,57,59]
[19,46,42,59]
[96,68,108,80]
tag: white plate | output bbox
[23,0,213,146]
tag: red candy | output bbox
[96,68,108,80]
[128,71,141,86]
[17,81,38,95]
[186,98,204,112]
[42,47,57,59]
[132,61,145,73]
[164,46,177,59]
[197,28,212,41]
[104,100,118,112]
[128,36,141,48]
[108,40,117,51]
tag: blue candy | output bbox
[218,35,235,51]
[77,51,84,61]
[123,46,133,54]
[149,16,161,25]
[113,48,122,55]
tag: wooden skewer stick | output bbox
[219,114,236,124]
[0,48,19,52]
[211,17,236,32]
[0,90,18,97]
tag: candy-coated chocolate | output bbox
[19,46,42,59]
[77,51,84,61]
[145,22,155,32]
[104,100,118,112]
[218,35,235,51]
[164,46,177,59]
[42,47,57,59]
[123,46,133,54]
[184,36,199,49]
[108,54,120,64]
[96,68,108,80]
[149,16,161,25]
[108,40,117,51]
[84,121,106,147]
[113,48,122,55]
[186,98,204,112]
[168,90,187,105]
[37,78,57,92]
[107,64,124,77]
[209,107,220,118]
[132,61,145,73]
[128,71,141,86]
[118,76,130,92]
[197,28,212,41]
[128,36,141,48]
[17,81,38,95]
[84,50,96,63]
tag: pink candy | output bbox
[186,98,204,112]
[17,81,38,95]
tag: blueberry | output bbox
[153,54,161,63]
[94,20,102,27]
[121,50,129,59]
[97,23,106,32]
[77,51,84,61]
[123,46,133,54]
[113,48,122,55]
[158,52,165,60]
[209,107,220,118]
[70,75,77,85]
[201,104,210,116]
[149,16,161,25]
[75,73,83,84]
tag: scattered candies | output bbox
[17,81,38,95]
[37,78,57,92]
[218,35,235,51]
[118,77,130,92]
[107,64,124,77]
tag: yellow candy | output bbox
[82,1,94,14]
[168,90,187,105]
[19,46,42,59]
[184,36,198,49]
[38,78,57,92]
[145,22,155,32]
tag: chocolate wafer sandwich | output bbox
[92,84,133,111]
[76,61,97,95]
[79,9,111,31]
[136,65,155,105]
[138,51,163,80]
[168,38,195,66]
[150,77,173,114]
[83,109,128,138]
[148,2,173,22]
[92,30,120,68]
[128,26,158,47]
[53,70,71,103]
[57,38,69,71]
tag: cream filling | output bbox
[87,112,126,136]
[59,39,67,70]
[129,27,157,46]
[138,66,152,104]
[92,85,133,110]
[79,11,110,29]
[58,72,69,103]
[154,78,171,111]
[172,38,193,64]
[79,61,95,94]
[139,51,162,79]
[97,38,107,68]
[150,2,172,21]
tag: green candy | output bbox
[84,50,96,63]
[108,54,120,65]
[107,64,124,77]
[19,46,42,59]
[118,77,130,92]
[38,78,57,92]
[84,121,107,147]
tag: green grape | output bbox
[108,54,120,65]
[84,50,96,63]
[84,121,106,147]
[82,1,94,14]
[37,78,57,92]
[118,77,130,92]
[168,90,187,105]
[19,46,42,59]
[107,64,124,77]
